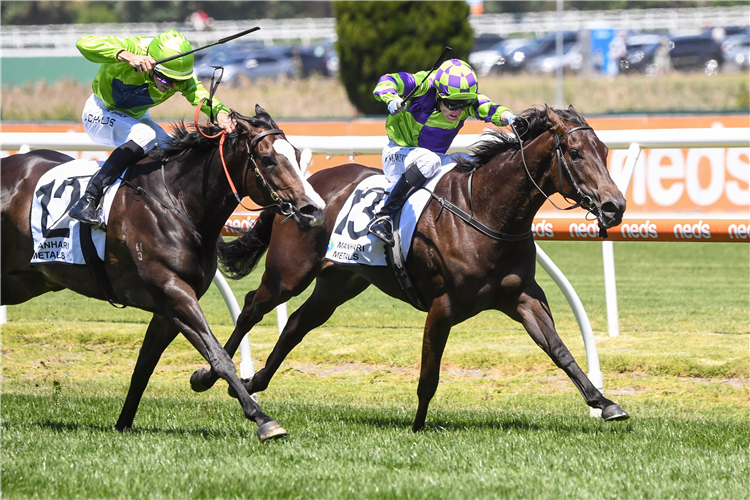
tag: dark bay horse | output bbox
[191,105,630,432]
[1,105,324,440]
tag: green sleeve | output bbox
[76,35,148,63]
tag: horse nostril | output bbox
[300,204,320,217]
[601,201,624,225]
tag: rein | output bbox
[192,105,289,214]
[426,189,532,241]
[511,119,608,238]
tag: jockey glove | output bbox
[388,98,406,116]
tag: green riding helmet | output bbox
[148,30,194,80]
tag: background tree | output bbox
[334,0,473,115]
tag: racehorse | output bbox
[190,105,630,432]
[1,104,325,440]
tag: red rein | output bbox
[193,105,255,210]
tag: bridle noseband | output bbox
[512,119,608,237]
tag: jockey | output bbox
[368,58,517,247]
[69,30,236,231]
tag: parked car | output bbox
[470,38,529,76]
[721,32,750,71]
[195,47,295,85]
[668,34,724,74]
[192,40,267,69]
[621,33,664,74]
[525,41,583,75]
[622,32,724,76]
[472,33,506,53]
[295,38,339,77]
[494,31,578,73]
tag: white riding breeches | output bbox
[381,140,468,183]
[82,94,170,153]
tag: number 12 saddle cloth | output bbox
[31,159,124,265]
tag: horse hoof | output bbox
[602,404,630,421]
[189,367,213,392]
[257,421,288,441]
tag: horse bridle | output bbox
[512,119,608,237]
[194,106,300,219]
[244,127,297,219]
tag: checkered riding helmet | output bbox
[433,59,479,100]
[148,30,194,81]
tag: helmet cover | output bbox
[433,59,478,100]
[149,30,194,80]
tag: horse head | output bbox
[544,105,626,230]
[233,105,325,230]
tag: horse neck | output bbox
[469,133,559,234]
[166,146,247,236]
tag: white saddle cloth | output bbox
[30,159,124,265]
[325,163,455,266]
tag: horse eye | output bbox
[570,149,582,160]
[260,156,276,169]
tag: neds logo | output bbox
[620,220,658,239]
[532,220,554,238]
[673,220,711,239]
[568,221,601,238]
[729,223,748,240]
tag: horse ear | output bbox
[254,103,278,128]
[545,104,564,128]
[568,104,589,125]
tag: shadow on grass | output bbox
[1,418,247,439]
[340,409,635,435]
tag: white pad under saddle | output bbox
[325,163,456,266]
[31,159,124,265]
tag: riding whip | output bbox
[401,45,452,103]
[153,26,261,65]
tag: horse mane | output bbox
[454,106,585,173]
[149,120,243,163]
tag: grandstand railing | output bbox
[3,5,748,56]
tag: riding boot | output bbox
[69,140,145,231]
[368,164,427,247]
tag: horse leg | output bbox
[516,282,629,421]
[116,314,179,430]
[1,272,61,305]
[165,284,287,440]
[248,267,370,395]
[190,287,275,392]
[413,294,455,432]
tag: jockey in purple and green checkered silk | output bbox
[368,58,517,247]
[373,58,515,154]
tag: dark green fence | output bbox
[2,57,98,86]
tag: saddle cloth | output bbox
[325,163,456,266]
[30,159,124,265]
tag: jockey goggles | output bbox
[153,70,177,88]
[442,98,473,111]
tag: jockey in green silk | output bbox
[70,30,236,231]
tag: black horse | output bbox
[1,105,324,439]
[191,105,631,432]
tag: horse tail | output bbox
[217,209,275,279]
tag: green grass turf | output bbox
[1,241,748,498]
